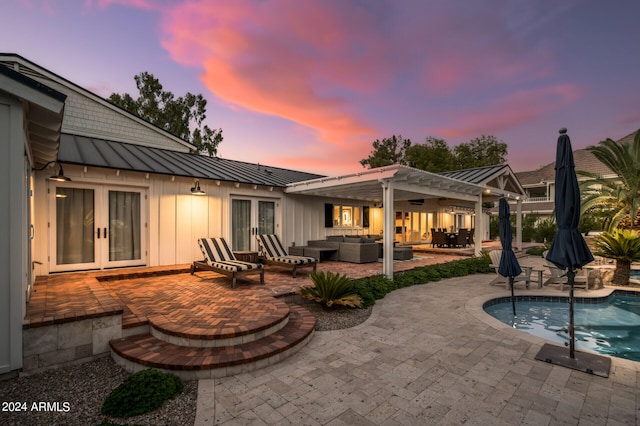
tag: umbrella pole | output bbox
[510,277,516,316]
[568,269,575,359]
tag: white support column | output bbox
[381,180,394,279]
[474,195,483,257]
[516,199,523,251]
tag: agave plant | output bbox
[591,229,640,285]
[299,271,363,308]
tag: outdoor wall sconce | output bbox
[34,161,72,182]
[191,180,205,195]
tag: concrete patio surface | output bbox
[195,271,640,425]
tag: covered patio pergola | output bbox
[286,164,526,279]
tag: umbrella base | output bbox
[535,343,611,378]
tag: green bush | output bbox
[532,218,557,245]
[349,256,492,308]
[525,246,545,256]
[299,271,362,308]
[101,369,183,418]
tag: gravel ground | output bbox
[0,299,369,425]
[0,356,197,426]
[282,294,373,331]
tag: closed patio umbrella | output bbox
[498,197,522,316]
[546,128,594,359]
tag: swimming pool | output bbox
[484,290,640,362]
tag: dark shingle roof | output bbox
[58,134,324,186]
[515,130,640,186]
[517,148,614,185]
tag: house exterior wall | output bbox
[2,59,190,152]
[0,95,28,373]
[33,165,300,274]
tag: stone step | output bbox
[147,298,291,348]
[110,305,316,380]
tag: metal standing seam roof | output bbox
[58,134,324,187]
[439,164,509,184]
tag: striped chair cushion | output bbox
[257,234,316,264]
[198,238,263,271]
[209,260,262,273]
[198,237,236,262]
[270,256,316,265]
[256,234,288,259]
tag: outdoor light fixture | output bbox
[34,161,72,182]
[191,180,205,195]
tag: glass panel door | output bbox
[105,190,143,267]
[51,184,146,271]
[232,199,252,251]
[258,201,275,235]
[54,187,98,271]
[232,198,277,251]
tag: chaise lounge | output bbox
[256,234,317,277]
[191,237,264,288]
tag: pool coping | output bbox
[465,285,640,372]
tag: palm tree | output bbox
[578,129,640,231]
[591,229,640,285]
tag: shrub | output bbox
[532,218,557,245]
[299,271,363,308]
[348,256,492,307]
[525,246,545,257]
[101,369,183,418]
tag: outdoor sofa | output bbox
[305,236,379,263]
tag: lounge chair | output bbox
[488,249,532,289]
[191,237,264,288]
[256,234,317,277]
[542,251,588,291]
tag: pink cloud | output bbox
[436,84,583,138]
[159,1,388,147]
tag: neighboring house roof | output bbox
[0,53,194,152]
[0,63,66,167]
[516,143,622,187]
[58,134,323,187]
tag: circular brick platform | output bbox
[148,296,292,347]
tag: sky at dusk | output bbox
[3,0,640,176]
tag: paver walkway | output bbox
[196,272,640,425]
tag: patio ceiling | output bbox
[285,165,489,203]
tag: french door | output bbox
[231,198,276,251]
[50,183,146,272]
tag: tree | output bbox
[453,135,508,169]
[109,72,223,156]
[405,137,456,172]
[578,129,640,231]
[360,134,507,173]
[359,135,411,168]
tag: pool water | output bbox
[484,291,640,362]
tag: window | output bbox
[333,204,362,227]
